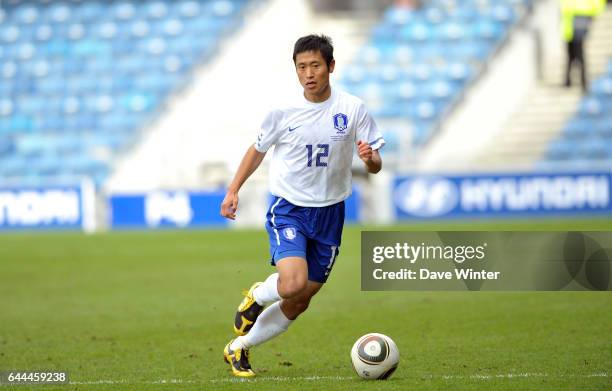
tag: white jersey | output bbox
[254,88,385,207]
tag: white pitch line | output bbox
[440,373,549,380]
[68,372,609,385]
[68,376,352,385]
[209,375,354,383]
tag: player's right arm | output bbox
[220,146,266,220]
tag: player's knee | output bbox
[278,277,307,298]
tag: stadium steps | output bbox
[586,5,612,75]
[473,7,612,169]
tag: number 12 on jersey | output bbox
[306,144,329,167]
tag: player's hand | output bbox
[357,140,373,163]
[220,191,239,220]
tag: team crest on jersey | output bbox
[333,113,348,132]
[283,227,297,240]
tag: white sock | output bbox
[252,273,281,305]
[235,302,292,349]
[230,337,245,351]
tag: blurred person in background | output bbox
[561,0,606,92]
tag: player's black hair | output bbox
[293,34,334,68]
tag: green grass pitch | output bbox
[1,218,611,390]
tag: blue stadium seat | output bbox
[177,1,202,19]
[422,79,456,101]
[0,0,251,184]
[448,8,478,22]
[562,118,592,137]
[591,76,612,98]
[488,4,517,25]
[595,117,612,137]
[575,138,609,160]
[112,2,138,21]
[1,24,20,44]
[0,155,29,176]
[79,3,105,22]
[546,138,575,161]
[0,137,14,156]
[577,97,604,118]
[381,130,400,152]
[400,22,433,42]
[445,62,475,85]
[45,4,73,24]
[474,20,505,41]
[411,120,438,145]
[0,99,13,117]
[383,6,417,27]
[396,81,418,101]
[371,25,396,41]
[439,22,469,41]
[34,24,53,42]
[342,0,530,148]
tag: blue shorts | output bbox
[265,196,345,283]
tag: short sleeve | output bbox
[356,102,385,150]
[254,110,282,153]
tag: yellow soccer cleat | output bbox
[223,340,255,378]
[234,282,264,336]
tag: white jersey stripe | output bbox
[269,197,283,245]
[325,245,338,276]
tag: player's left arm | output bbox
[357,140,382,174]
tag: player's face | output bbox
[295,50,335,102]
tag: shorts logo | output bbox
[283,227,297,240]
[333,113,348,132]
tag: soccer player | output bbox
[220,34,385,377]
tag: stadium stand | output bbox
[0,0,250,185]
[465,2,611,170]
[543,58,612,167]
[339,0,533,151]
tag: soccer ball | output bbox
[350,333,399,380]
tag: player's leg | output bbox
[565,40,574,87]
[277,196,344,317]
[232,256,309,345]
[226,270,290,378]
[279,280,323,320]
[224,253,337,377]
[234,251,308,333]
[233,272,280,336]
[227,263,321,367]
[228,238,338,355]
[225,199,343,377]
[233,280,321,350]
[253,272,281,304]
[276,255,309,298]
[226,216,309,376]
[233,197,306,336]
[233,233,307,336]
[226,255,309,377]
[258,200,343,327]
[276,228,343,317]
